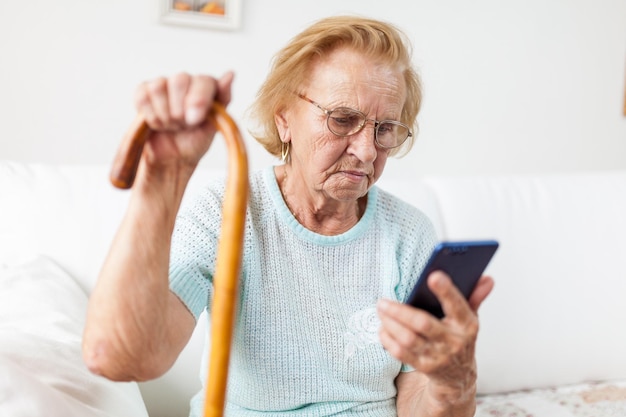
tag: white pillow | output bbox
[0,256,149,417]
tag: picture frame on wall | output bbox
[161,0,241,31]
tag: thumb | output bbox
[216,71,235,106]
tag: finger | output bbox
[145,77,171,129]
[184,75,218,126]
[167,72,191,128]
[468,275,495,313]
[378,301,453,373]
[378,302,426,348]
[377,301,428,363]
[378,323,427,364]
[377,299,445,341]
[215,71,235,106]
[428,271,473,322]
[134,82,160,129]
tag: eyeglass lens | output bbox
[327,108,409,148]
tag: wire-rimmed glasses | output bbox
[298,94,412,149]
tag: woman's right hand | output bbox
[134,71,234,173]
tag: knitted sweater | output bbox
[169,166,437,417]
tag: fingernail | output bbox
[185,108,203,125]
[377,299,391,312]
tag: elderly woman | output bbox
[83,15,494,417]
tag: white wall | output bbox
[1,0,625,179]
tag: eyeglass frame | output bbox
[296,94,412,150]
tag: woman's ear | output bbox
[274,111,291,143]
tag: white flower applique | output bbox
[344,306,381,359]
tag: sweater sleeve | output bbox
[375,189,438,373]
[169,179,226,319]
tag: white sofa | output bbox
[2,160,626,417]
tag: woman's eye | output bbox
[378,123,394,134]
[331,111,361,126]
[333,116,355,126]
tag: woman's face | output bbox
[276,46,407,204]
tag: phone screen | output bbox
[405,240,499,318]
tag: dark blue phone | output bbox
[405,240,499,318]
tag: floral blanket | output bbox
[476,380,626,417]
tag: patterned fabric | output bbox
[169,166,437,417]
[476,380,626,417]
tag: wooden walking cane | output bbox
[109,102,249,417]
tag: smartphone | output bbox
[405,240,499,318]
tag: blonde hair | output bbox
[247,15,422,158]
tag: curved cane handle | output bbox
[109,103,249,417]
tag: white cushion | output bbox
[0,161,227,293]
[425,171,626,393]
[0,162,129,294]
[0,256,148,417]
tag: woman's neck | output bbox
[276,165,364,235]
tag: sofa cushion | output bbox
[0,255,148,417]
[0,161,223,293]
[0,162,128,294]
[425,171,626,394]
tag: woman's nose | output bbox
[348,125,378,162]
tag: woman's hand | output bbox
[377,272,494,415]
[134,71,234,173]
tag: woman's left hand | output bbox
[377,271,494,408]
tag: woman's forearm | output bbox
[82,164,195,381]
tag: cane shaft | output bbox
[203,103,248,417]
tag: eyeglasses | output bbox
[297,94,412,149]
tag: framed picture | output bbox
[161,0,241,31]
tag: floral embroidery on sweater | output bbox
[344,307,381,359]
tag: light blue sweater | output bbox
[170,166,437,417]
